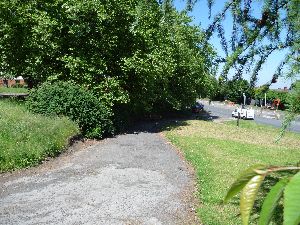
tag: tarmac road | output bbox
[0,124,197,225]
[203,101,300,133]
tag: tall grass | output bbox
[164,120,300,225]
[0,100,79,172]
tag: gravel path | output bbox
[0,122,198,225]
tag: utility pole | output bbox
[265,93,267,107]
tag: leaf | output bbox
[284,172,300,225]
[241,174,266,225]
[258,178,289,225]
[224,164,267,203]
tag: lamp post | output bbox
[243,93,246,106]
[265,93,267,108]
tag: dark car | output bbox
[191,102,204,113]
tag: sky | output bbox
[173,0,292,89]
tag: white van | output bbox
[232,108,255,120]
[241,108,255,120]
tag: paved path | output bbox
[0,126,197,225]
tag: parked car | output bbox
[192,102,204,113]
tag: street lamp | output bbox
[243,93,246,106]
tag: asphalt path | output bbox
[204,102,300,133]
[0,123,197,225]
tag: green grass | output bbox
[0,100,79,172]
[0,87,28,93]
[164,120,300,225]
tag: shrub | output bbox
[26,82,114,138]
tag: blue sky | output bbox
[174,0,292,89]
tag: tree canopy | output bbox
[0,0,215,115]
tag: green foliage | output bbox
[259,178,289,225]
[277,81,300,140]
[122,1,216,114]
[0,0,215,118]
[284,172,300,225]
[215,78,250,103]
[255,87,289,108]
[225,166,300,225]
[240,174,266,225]
[0,99,79,172]
[224,164,267,203]
[26,82,113,138]
[287,81,300,114]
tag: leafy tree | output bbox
[123,1,215,114]
[225,78,250,103]
[0,0,215,117]
[279,80,300,138]
[255,87,289,109]
[214,78,251,103]
[288,81,300,113]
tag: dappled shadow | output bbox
[119,109,221,135]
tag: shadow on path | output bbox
[121,110,220,135]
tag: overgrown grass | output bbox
[0,100,79,172]
[164,120,300,225]
[0,87,28,93]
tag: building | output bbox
[0,76,25,87]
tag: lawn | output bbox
[0,87,28,94]
[164,119,300,225]
[0,100,79,172]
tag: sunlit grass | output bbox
[0,87,28,93]
[0,100,79,172]
[164,120,300,225]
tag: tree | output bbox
[224,78,250,103]
[0,0,215,117]
[123,1,215,114]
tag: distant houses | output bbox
[275,86,289,92]
[0,76,25,87]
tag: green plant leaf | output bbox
[258,178,289,225]
[224,164,267,203]
[284,172,300,225]
[241,174,266,225]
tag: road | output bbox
[204,102,300,133]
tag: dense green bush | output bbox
[26,82,114,138]
[287,81,300,113]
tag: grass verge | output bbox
[164,119,300,225]
[0,87,28,93]
[0,100,79,172]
